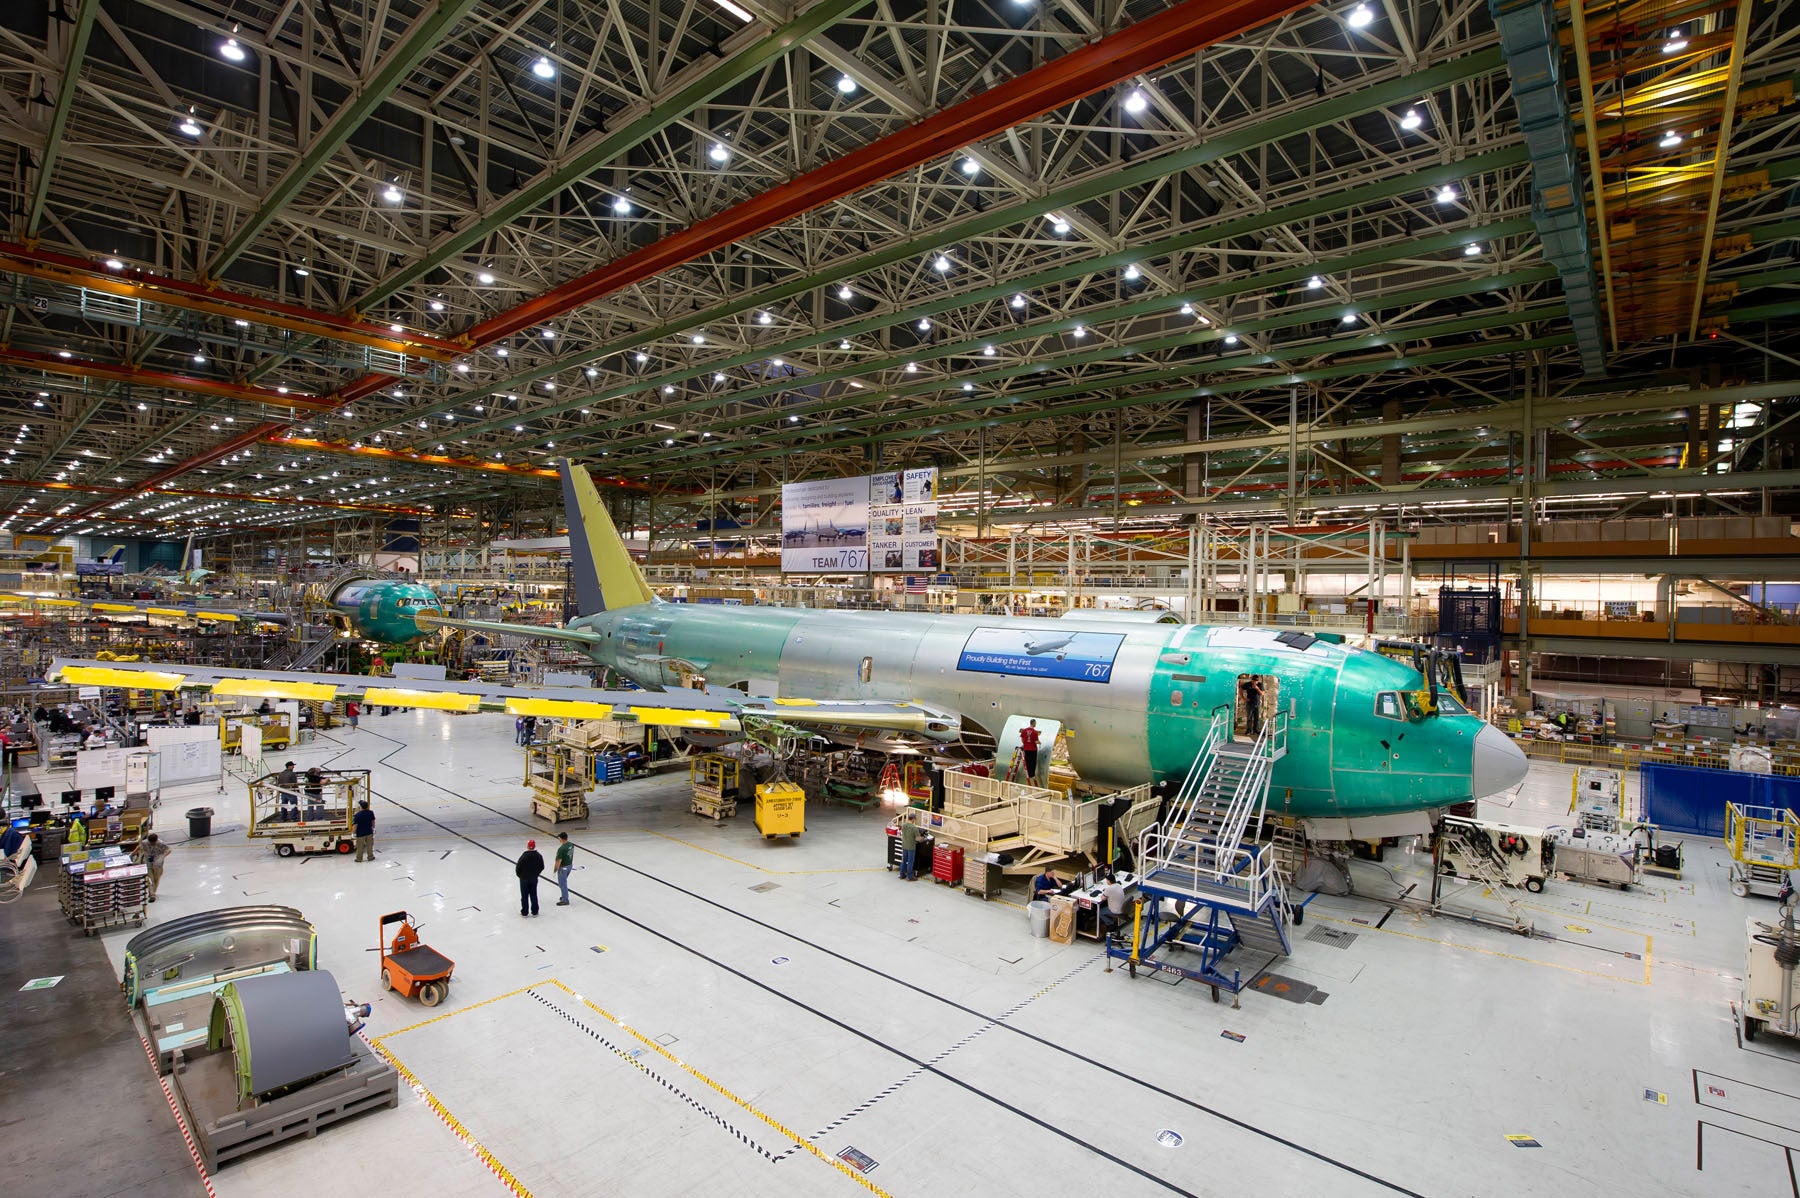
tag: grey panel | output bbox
[232,970,356,1096]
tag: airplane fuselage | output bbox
[568,602,1524,820]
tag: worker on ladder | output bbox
[1018,719,1042,784]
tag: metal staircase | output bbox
[1116,711,1293,1003]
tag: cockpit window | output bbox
[1435,693,1468,715]
[1376,692,1403,720]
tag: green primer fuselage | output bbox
[571,602,1511,820]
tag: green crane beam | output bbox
[356,0,875,310]
[207,0,487,280]
[24,0,102,239]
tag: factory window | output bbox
[1376,691,1403,720]
[859,656,873,683]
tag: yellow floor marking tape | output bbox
[544,979,896,1197]
[370,988,546,1198]
[1316,914,1652,986]
[379,982,543,1040]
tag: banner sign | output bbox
[782,468,939,573]
[869,468,939,572]
[956,626,1126,683]
[780,476,869,572]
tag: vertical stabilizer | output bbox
[559,462,655,616]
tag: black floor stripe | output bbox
[348,728,1426,1197]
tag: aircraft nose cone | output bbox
[1471,723,1528,798]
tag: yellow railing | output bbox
[1509,736,1800,777]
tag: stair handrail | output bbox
[1159,707,1231,849]
[1210,713,1286,868]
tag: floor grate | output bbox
[1306,926,1358,949]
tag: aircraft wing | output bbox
[48,657,961,740]
[412,612,602,647]
[3,594,291,625]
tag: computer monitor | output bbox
[60,789,81,808]
[94,785,115,803]
[19,792,42,809]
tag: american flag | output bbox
[904,575,928,593]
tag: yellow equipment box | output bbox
[754,781,805,839]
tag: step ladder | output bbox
[1119,711,1293,1002]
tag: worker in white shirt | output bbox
[1098,869,1129,944]
[84,726,108,750]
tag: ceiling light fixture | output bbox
[1663,30,1687,53]
[1436,184,1458,204]
[960,157,980,176]
[531,55,555,80]
[178,113,203,137]
[1399,108,1423,131]
[477,270,496,284]
[1123,88,1148,115]
[1347,4,1374,30]
[838,285,854,300]
[837,74,857,94]
[612,195,632,215]
[219,37,247,63]
[1659,130,1682,149]
[757,311,773,325]
[382,183,403,204]
[708,142,729,164]
[933,255,952,273]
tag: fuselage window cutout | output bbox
[1376,691,1403,721]
[859,656,873,684]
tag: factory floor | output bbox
[16,712,1794,1197]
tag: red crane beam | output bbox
[0,240,465,361]
[335,0,1309,403]
[0,349,336,411]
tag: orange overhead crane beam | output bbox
[0,476,429,517]
[269,435,682,493]
[0,348,335,411]
[0,240,465,362]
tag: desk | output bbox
[1066,872,1137,940]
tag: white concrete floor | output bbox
[55,713,1800,1197]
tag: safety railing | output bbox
[1162,708,1231,845]
[1728,802,1800,869]
[1210,713,1286,869]
[1135,825,1280,912]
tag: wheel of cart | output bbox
[376,911,455,1006]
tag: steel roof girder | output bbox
[206,0,489,279]
[417,49,1513,429]
[357,0,877,313]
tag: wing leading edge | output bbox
[49,657,961,740]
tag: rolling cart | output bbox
[1728,802,1800,899]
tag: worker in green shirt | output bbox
[553,831,574,906]
[899,813,921,881]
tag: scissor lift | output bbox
[1727,802,1800,899]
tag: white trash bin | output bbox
[1028,900,1050,938]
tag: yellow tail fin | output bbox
[559,463,654,615]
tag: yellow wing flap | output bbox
[362,687,483,713]
[505,698,615,720]
[212,678,338,702]
[91,602,141,614]
[59,665,187,691]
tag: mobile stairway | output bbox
[1114,709,1293,1006]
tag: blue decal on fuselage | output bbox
[956,626,1126,683]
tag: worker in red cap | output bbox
[515,838,545,917]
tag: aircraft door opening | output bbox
[1235,673,1277,741]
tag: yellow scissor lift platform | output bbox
[1727,802,1800,899]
